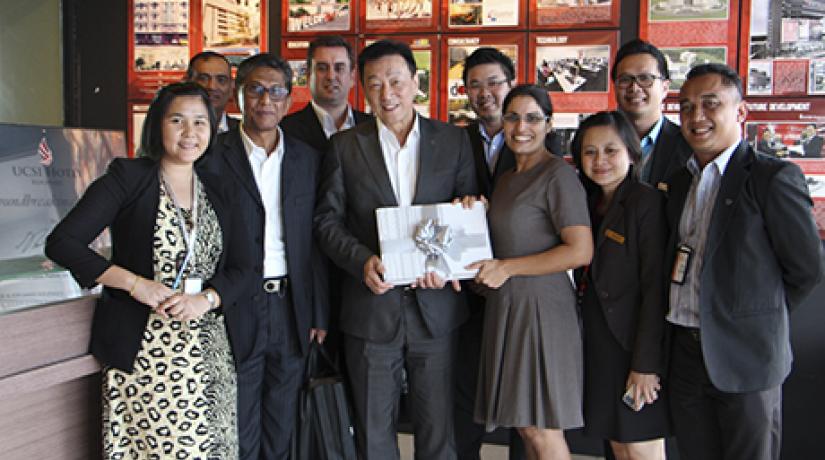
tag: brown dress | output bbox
[475,155,590,431]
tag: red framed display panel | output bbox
[128,0,190,100]
[529,30,618,113]
[442,0,527,33]
[360,0,439,34]
[529,0,620,30]
[640,0,740,95]
[190,0,268,62]
[282,0,355,36]
[440,33,527,125]
[281,37,359,115]
[358,35,439,119]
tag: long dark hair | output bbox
[138,82,216,161]
[571,111,641,195]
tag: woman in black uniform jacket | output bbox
[571,111,670,460]
[45,82,251,459]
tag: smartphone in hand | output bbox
[622,384,644,411]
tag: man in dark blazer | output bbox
[799,124,823,158]
[612,40,691,189]
[186,51,240,134]
[665,63,822,460]
[314,40,478,460]
[280,35,371,153]
[199,53,328,460]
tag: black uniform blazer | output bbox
[646,117,692,188]
[664,142,823,392]
[578,177,668,374]
[45,157,253,372]
[198,128,329,359]
[280,103,372,154]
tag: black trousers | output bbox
[345,290,457,460]
[668,326,782,460]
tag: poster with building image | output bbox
[201,0,263,56]
[445,0,525,30]
[530,0,619,29]
[133,0,190,72]
[285,0,353,34]
[648,0,729,22]
[362,0,437,32]
[661,46,727,92]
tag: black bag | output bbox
[291,342,358,460]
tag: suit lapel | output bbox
[356,121,398,206]
[466,123,493,196]
[414,118,440,203]
[221,131,263,206]
[704,142,751,262]
[648,119,676,184]
[281,135,298,205]
[594,180,630,253]
[666,167,692,233]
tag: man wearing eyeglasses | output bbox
[185,51,239,134]
[612,39,691,188]
[199,53,328,460]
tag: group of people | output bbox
[45,34,822,460]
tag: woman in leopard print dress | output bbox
[46,82,252,459]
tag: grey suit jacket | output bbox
[647,117,692,189]
[314,116,479,342]
[664,142,823,392]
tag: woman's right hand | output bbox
[466,259,511,289]
[130,277,174,309]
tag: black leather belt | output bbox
[675,325,701,342]
[262,277,288,294]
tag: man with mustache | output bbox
[186,51,239,134]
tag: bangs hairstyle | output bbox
[138,82,217,161]
[357,39,417,85]
[502,84,554,118]
[571,111,642,194]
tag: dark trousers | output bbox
[668,326,782,460]
[237,290,305,460]
[454,305,526,460]
[345,290,457,460]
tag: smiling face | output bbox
[614,53,669,129]
[580,124,632,195]
[190,56,233,115]
[240,66,292,136]
[679,73,746,163]
[161,95,212,166]
[363,54,418,134]
[502,95,552,157]
[465,62,513,127]
[309,46,355,109]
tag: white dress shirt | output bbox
[479,122,505,175]
[241,124,288,277]
[311,100,356,139]
[377,116,420,206]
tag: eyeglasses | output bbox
[243,83,289,101]
[615,73,665,89]
[467,78,509,91]
[502,112,549,124]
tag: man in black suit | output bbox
[280,35,371,152]
[665,63,822,460]
[199,53,328,460]
[314,40,478,460]
[612,39,691,188]
[186,51,239,133]
[799,124,823,158]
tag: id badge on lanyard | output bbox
[162,173,200,293]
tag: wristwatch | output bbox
[202,290,218,310]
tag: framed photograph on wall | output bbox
[283,0,355,35]
[529,0,620,30]
[442,0,527,32]
[361,0,439,33]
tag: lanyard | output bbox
[160,172,199,290]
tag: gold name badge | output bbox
[605,229,625,245]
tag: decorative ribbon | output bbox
[414,219,453,278]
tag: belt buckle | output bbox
[263,278,287,296]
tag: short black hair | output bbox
[462,47,516,85]
[684,63,743,100]
[236,53,293,95]
[186,51,231,80]
[138,82,217,161]
[611,39,670,81]
[308,35,355,71]
[358,40,417,85]
[571,111,642,195]
[502,84,554,118]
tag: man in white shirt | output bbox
[186,51,239,133]
[199,53,328,460]
[314,40,478,460]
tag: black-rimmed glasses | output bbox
[615,73,665,89]
[243,83,289,101]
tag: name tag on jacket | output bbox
[605,229,625,245]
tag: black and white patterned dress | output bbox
[101,179,238,460]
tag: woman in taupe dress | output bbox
[469,84,593,460]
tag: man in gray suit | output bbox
[665,63,822,460]
[314,39,478,459]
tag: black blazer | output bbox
[577,177,668,374]
[280,103,372,154]
[224,115,241,133]
[314,117,478,342]
[198,128,329,359]
[664,142,823,392]
[646,117,692,189]
[45,157,253,372]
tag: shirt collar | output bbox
[687,141,738,177]
[311,100,355,137]
[218,112,229,133]
[643,116,666,146]
[240,122,284,159]
[377,113,420,150]
[478,122,503,144]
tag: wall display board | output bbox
[640,0,740,94]
[440,34,526,125]
[281,37,359,115]
[283,0,355,35]
[529,0,620,30]
[194,0,266,64]
[361,0,439,33]
[740,0,825,97]
[443,0,527,31]
[529,30,618,113]
[360,36,439,118]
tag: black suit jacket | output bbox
[199,128,329,358]
[577,177,668,374]
[314,117,479,342]
[45,157,253,371]
[664,142,823,392]
[280,103,372,154]
[646,118,692,188]
[224,115,240,133]
[802,135,823,158]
